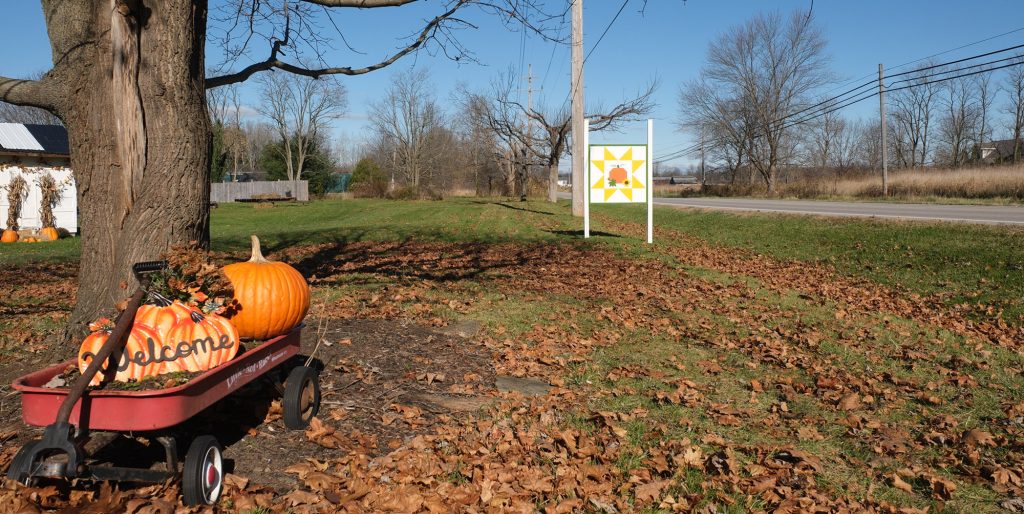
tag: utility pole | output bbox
[570,0,585,217]
[879,63,888,196]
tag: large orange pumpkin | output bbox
[0,230,17,243]
[78,320,163,386]
[136,298,192,343]
[222,235,309,340]
[164,310,238,373]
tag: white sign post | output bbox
[584,119,654,244]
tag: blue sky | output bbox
[4,1,1023,168]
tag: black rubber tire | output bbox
[5,442,38,485]
[283,365,320,430]
[181,435,224,506]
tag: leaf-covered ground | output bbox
[1,199,1023,513]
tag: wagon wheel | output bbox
[5,441,40,486]
[182,435,223,506]
[283,366,320,430]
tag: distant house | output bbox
[976,139,1023,164]
[0,123,77,233]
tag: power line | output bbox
[886,25,1024,74]
[584,0,629,64]
[560,0,632,111]
[657,42,1024,162]
[887,42,1024,79]
[813,26,1024,102]
[655,57,1024,163]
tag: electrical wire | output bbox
[655,46,1024,162]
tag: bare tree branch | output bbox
[300,0,417,6]
[0,75,58,112]
[206,1,469,88]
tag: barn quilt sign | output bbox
[582,119,653,243]
[588,145,648,203]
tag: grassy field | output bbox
[2,197,1023,512]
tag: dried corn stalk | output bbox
[6,175,28,231]
[37,173,61,228]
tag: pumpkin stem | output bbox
[249,234,268,263]
[147,291,172,307]
[189,310,205,323]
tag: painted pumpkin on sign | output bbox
[163,310,239,373]
[222,235,310,340]
[78,319,163,386]
[609,165,628,184]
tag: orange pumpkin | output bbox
[0,230,17,243]
[223,235,310,340]
[136,298,192,343]
[40,227,59,241]
[609,165,628,184]
[164,310,238,373]
[78,320,163,386]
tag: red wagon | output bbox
[5,262,321,506]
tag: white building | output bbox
[0,123,76,233]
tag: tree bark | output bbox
[547,158,559,203]
[34,0,211,343]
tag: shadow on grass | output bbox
[470,200,555,216]
[266,232,548,286]
[545,229,622,238]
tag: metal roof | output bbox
[0,123,44,151]
[0,123,68,155]
[24,124,69,155]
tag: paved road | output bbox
[653,198,1024,225]
[557,193,1024,225]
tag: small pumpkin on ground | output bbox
[39,227,59,241]
[223,235,310,340]
[78,318,163,386]
[0,230,17,243]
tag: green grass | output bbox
[209,198,584,254]
[3,195,1021,511]
[601,203,1024,324]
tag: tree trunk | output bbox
[53,0,211,343]
[547,158,559,203]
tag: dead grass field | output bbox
[674,165,1024,203]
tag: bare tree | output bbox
[936,76,979,167]
[889,65,940,168]
[1005,57,1024,164]
[972,71,997,161]
[801,101,846,170]
[0,0,558,341]
[476,71,656,202]
[681,11,831,193]
[257,72,347,187]
[369,69,446,191]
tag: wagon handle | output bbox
[23,261,164,478]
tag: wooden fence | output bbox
[211,180,309,203]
